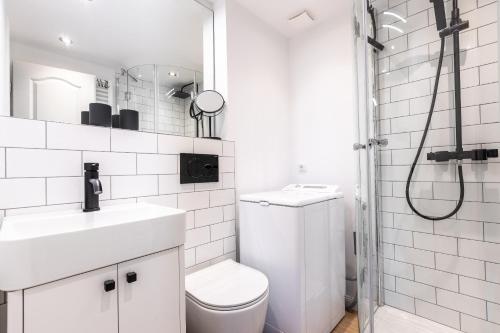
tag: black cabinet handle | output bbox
[104,280,116,292]
[126,272,137,284]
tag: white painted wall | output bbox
[0,0,9,116]
[221,0,292,195]
[289,16,357,277]
[213,0,357,287]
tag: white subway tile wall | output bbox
[374,0,500,331]
[0,117,236,277]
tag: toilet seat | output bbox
[186,260,269,312]
[186,288,269,311]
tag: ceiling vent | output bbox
[288,10,315,31]
[288,10,314,23]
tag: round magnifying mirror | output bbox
[195,90,225,115]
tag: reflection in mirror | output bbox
[189,90,225,140]
[5,0,214,137]
[115,65,203,136]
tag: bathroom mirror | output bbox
[4,0,215,137]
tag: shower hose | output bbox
[405,36,465,221]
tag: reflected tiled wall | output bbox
[117,78,189,135]
[374,0,500,331]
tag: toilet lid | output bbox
[186,260,269,310]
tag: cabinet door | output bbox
[118,249,181,333]
[24,266,118,333]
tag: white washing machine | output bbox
[239,184,345,333]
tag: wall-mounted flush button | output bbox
[180,153,219,184]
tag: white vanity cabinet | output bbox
[118,249,181,333]
[24,265,118,333]
[9,248,185,333]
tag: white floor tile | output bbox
[372,306,461,333]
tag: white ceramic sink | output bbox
[0,203,186,291]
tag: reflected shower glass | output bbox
[116,64,156,132]
[156,66,202,137]
[116,65,202,136]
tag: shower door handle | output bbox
[368,138,388,147]
[353,143,367,151]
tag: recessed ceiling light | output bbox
[58,35,73,47]
[168,72,178,77]
[137,74,142,78]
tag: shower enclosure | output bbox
[353,0,500,332]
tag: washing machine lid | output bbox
[240,184,343,207]
[185,260,268,310]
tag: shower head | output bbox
[172,90,191,99]
[430,0,447,31]
[167,82,198,100]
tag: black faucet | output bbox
[84,163,103,212]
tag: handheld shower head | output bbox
[430,0,447,31]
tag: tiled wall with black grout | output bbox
[116,76,197,136]
[0,115,237,308]
[372,0,500,331]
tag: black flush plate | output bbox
[180,153,219,184]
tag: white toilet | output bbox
[185,259,269,333]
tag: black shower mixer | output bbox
[427,149,499,163]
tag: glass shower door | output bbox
[353,0,382,332]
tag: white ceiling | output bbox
[233,0,348,37]
[6,0,212,70]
